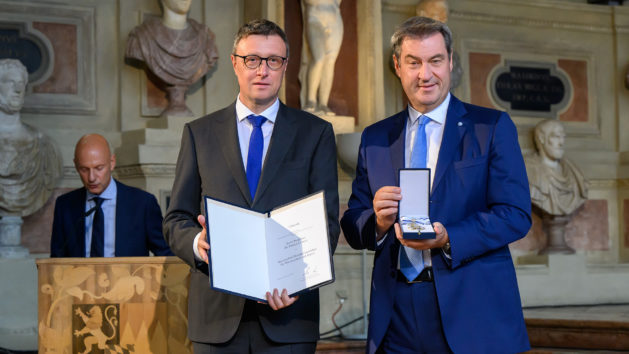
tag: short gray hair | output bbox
[391,16,453,60]
[232,19,289,58]
[0,59,28,83]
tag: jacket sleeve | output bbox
[308,122,340,254]
[145,194,174,256]
[50,198,65,257]
[163,123,204,268]
[444,112,532,269]
[340,131,382,252]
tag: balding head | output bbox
[74,134,116,195]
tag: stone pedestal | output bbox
[115,115,193,209]
[517,254,629,306]
[0,216,29,258]
[0,256,38,351]
[540,213,575,255]
[317,115,355,135]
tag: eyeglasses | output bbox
[233,54,287,70]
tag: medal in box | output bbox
[399,168,436,240]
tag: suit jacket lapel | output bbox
[75,188,87,256]
[388,110,406,186]
[254,103,297,204]
[212,104,252,205]
[114,180,124,256]
[432,96,468,194]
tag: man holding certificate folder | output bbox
[163,19,339,353]
[341,17,531,353]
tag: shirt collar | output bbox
[407,92,451,126]
[235,95,279,123]
[86,177,117,202]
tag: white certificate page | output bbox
[267,192,333,295]
[204,192,333,301]
[205,199,269,299]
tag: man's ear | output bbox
[110,154,116,171]
[393,54,401,78]
[449,53,453,72]
[231,55,238,72]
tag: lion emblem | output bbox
[73,305,118,353]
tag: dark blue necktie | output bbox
[90,197,105,257]
[246,115,266,200]
[400,115,430,281]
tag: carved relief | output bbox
[38,260,191,353]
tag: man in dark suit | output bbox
[50,134,172,257]
[163,19,339,353]
[341,17,531,353]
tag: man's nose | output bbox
[88,170,97,181]
[256,61,269,76]
[418,64,432,81]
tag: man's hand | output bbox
[197,215,210,263]
[265,288,299,310]
[373,186,402,240]
[395,221,449,250]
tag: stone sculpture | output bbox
[298,0,344,116]
[415,0,463,91]
[126,0,218,117]
[524,119,588,254]
[0,59,61,258]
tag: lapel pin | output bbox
[457,121,463,127]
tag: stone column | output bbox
[0,216,29,258]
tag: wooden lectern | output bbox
[36,257,191,353]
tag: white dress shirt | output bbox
[193,96,280,260]
[85,177,117,257]
[377,93,451,267]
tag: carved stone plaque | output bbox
[490,61,571,118]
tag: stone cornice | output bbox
[114,164,176,178]
[589,179,629,188]
[449,10,613,34]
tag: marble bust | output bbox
[298,0,344,116]
[524,119,588,216]
[415,0,463,91]
[0,59,61,217]
[0,59,61,257]
[125,0,218,117]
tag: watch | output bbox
[442,242,451,254]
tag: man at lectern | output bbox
[163,19,340,353]
[50,134,173,257]
[341,16,531,354]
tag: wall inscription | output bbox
[490,61,572,118]
[0,28,43,75]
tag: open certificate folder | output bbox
[203,191,334,302]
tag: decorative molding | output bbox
[381,1,414,15]
[450,10,613,34]
[115,164,176,179]
[589,179,629,188]
[0,1,96,114]
[63,166,78,179]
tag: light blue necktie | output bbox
[400,115,429,281]
[246,115,266,200]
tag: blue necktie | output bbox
[246,115,266,200]
[400,115,429,281]
[90,197,105,257]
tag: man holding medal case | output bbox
[341,16,531,354]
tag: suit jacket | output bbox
[50,180,173,257]
[163,102,340,344]
[341,96,532,354]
